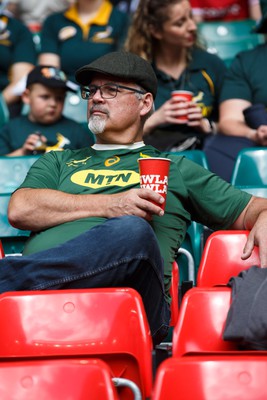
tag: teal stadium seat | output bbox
[0,155,40,193]
[62,91,95,143]
[231,147,267,186]
[237,186,267,198]
[0,93,9,128]
[63,91,88,124]
[0,193,30,254]
[168,151,207,286]
[170,149,209,169]
[197,19,265,67]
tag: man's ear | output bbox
[21,88,30,105]
[140,92,154,117]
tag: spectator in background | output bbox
[38,0,130,85]
[0,5,36,117]
[0,65,94,156]
[125,0,226,151]
[111,0,139,15]
[6,0,75,32]
[190,0,262,23]
[203,1,267,182]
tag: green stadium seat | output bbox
[231,147,267,186]
[0,93,9,128]
[168,149,209,169]
[198,19,265,67]
[0,155,40,193]
[0,193,30,254]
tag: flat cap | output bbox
[75,51,157,99]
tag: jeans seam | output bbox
[31,255,163,290]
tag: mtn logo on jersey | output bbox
[71,169,140,188]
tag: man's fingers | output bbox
[241,233,254,260]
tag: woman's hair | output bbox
[125,0,186,61]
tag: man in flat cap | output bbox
[3,51,267,346]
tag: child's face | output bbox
[23,84,66,124]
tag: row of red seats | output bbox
[152,230,266,399]
[0,240,180,399]
[0,230,263,399]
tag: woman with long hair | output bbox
[125,0,226,151]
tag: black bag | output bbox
[144,128,202,152]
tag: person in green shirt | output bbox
[2,51,267,346]
[38,0,129,84]
[0,10,36,117]
[0,65,94,155]
[124,0,226,151]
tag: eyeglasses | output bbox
[80,83,146,100]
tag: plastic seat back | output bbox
[170,261,179,326]
[198,19,265,67]
[0,193,30,254]
[231,147,267,186]
[0,240,5,258]
[152,355,267,400]
[168,149,209,169]
[0,93,9,128]
[63,91,88,124]
[0,358,119,400]
[197,230,260,287]
[0,287,153,400]
[238,186,267,198]
[172,287,236,357]
[0,155,40,193]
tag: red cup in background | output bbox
[138,157,171,210]
[171,90,194,121]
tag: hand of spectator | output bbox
[22,133,47,155]
[241,209,267,267]
[254,125,267,146]
[144,98,204,136]
[106,188,165,220]
[187,102,206,129]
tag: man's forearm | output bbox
[219,119,256,139]
[8,188,111,231]
[8,187,165,232]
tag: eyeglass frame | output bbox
[80,83,146,100]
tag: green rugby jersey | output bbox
[19,144,251,298]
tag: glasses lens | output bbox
[81,87,90,99]
[101,84,118,99]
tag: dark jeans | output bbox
[0,216,170,345]
[203,135,257,182]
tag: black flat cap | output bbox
[75,51,157,99]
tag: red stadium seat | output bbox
[197,230,260,287]
[0,358,119,400]
[0,240,4,258]
[152,354,267,400]
[0,288,153,400]
[170,261,179,326]
[172,287,236,357]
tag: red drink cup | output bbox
[171,90,194,121]
[138,157,171,210]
